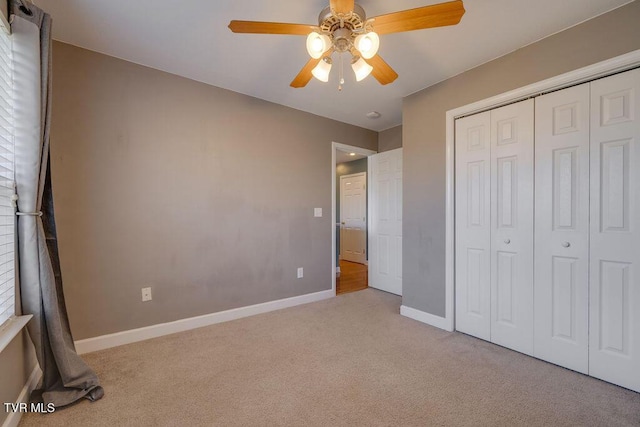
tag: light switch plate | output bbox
[297,267,303,278]
[314,208,322,217]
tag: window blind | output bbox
[0,27,15,327]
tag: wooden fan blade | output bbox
[371,0,465,35]
[364,54,399,85]
[290,57,322,88]
[228,20,315,35]
[330,0,355,15]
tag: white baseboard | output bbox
[75,289,335,354]
[2,365,42,427]
[400,305,452,332]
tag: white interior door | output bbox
[533,83,591,373]
[369,148,402,295]
[455,111,492,340]
[490,99,534,355]
[340,172,367,264]
[589,68,640,392]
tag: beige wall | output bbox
[0,332,37,425]
[0,0,7,24]
[51,42,377,340]
[378,125,402,152]
[402,0,640,316]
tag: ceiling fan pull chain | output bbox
[338,53,345,91]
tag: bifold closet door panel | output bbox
[490,99,535,355]
[534,84,590,374]
[455,111,491,340]
[589,68,640,393]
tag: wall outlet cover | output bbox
[297,267,304,278]
[141,287,152,302]
[314,208,322,217]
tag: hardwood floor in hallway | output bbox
[336,260,368,295]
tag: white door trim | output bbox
[443,49,640,333]
[332,142,377,294]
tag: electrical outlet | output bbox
[297,267,303,279]
[314,208,322,217]
[141,287,152,302]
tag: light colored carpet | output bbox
[20,289,640,426]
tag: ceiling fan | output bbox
[228,0,465,89]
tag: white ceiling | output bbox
[41,0,632,131]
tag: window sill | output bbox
[0,315,33,354]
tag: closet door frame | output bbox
[440,50,640,333]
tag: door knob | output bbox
[562,242,571,248]
[341,222,346,225]
[504,239,511,244]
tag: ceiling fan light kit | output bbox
[312,57,333,82]
[354,32,380,59]
[352,56,373,82]
[306,32,331,59]
[229,0,465,89]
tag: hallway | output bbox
[336,261,368,295]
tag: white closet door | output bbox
[589,68,640,392]
[368,149,403,296]
[534,84,590,373]
[455,111,491,340]
[490,99,535,355]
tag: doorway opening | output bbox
[332,142,376,295]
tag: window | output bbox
[0,25,15,327]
